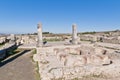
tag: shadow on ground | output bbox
[0,50,30,67]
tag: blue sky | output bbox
[0,0,120,34]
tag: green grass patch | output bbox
[71,78,79,80]
[30,49,41,80]
[69,53,78,55]
[30,49,37,62]
[81,31,96,35]
[48,67,57,73]
[34,62,41,80]
[0,48,23,62]
[43,38,63,42]
[0,43,5,47]
[82,73,107,79]
[51,77,65,80]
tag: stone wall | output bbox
[80,35,97,42]
[0,43,17,59]
[17,35,37,45]
[102,36,120,44]
[33,45,113,80]
[80,34,120,44]
[0,37,7,44]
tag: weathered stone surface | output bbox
[95,48,106,55]
[9,34,16,43]
[72,24,78,45]
[102,55,112,65]
[37,22,43,47]
[33,45,115,80]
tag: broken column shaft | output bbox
[9,34,16,43]
[37,23,43,47]
[72,24,78,45]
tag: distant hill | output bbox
[0,33,9,37]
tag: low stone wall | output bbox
[80,35,97,42]
[0,49,6,59]
[102,37,120,44]
[0,37,6,44]
[0,43,17,59]
[33,45,116,80]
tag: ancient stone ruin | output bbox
[37,23,43,47]
[72,24,78,45]
[32,23,120,80]
[34,44,115,80]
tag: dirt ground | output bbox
[0,50,37,80]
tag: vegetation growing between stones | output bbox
[105,46,120,50]
[40,60,49,64]
[71,78,79,80]
[48,67,58,73]
[33,48,37,54]
[51,77,65,80]
[35,62,41,80]
[104,32,110,34]
[43,38,63,42]
[82,73,107,79]
[0,43,4,47]
[80,39,91,42]
[81,31,96,34]
[0,48,21,62]
[69,53,78,55]
[31,49,41,80]
[51,77,80,80]
[30,49,36,62]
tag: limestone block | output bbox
[65,55,76,67]
[73,56,87,66]
[102,55,112,65]
[63,67,71,75]
[53,48,59,55]
[69,48,77,54]
[33,54,41,61]
[64,55,87,67]
[56,50,68,62]
[75,47,81,55]
[64,47,70,54]
[86,55,92,64]
[50,68,63,79]
[90,55,103,65]
[95,48,107,55]
[41,73,52,80]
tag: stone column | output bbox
[93,36,97,42]
[72,24,78,45]
[9,34,16,43]
[20,35,22,42]
[18,35,22,45]
[37,23,43,47]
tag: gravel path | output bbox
[0,50,36,80]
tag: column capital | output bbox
[37,22,42,29]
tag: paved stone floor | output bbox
[0,50,36,80]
